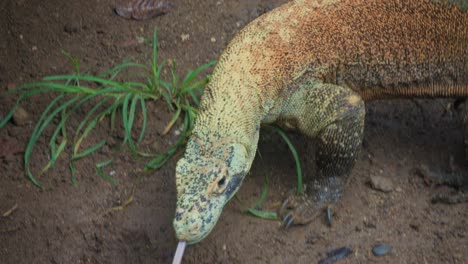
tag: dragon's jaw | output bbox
[173,174,244,244]
[173,200,224,244]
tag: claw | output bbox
[279,197,290,214]
[282,213,295,229]
[278,195,297,228]
[277,189,326,228]
[326,205,333,226]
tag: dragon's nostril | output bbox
[189,223,200,233]
[217,176,226,187]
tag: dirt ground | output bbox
[1,0,467,263]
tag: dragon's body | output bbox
[173,0,468,244]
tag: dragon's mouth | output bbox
[184,221,218,245]
[173,201,224,244]
[174,173,246,244]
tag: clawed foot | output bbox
[277,190,330,228]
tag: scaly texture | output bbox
[174,0,468,244]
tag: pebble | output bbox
[64,22,81,34]
[369,175,393,193]
[318,247,353,264]
[363,217,377,229]
[12,106,31,126]
[372,243,392,256]
[181,34,190,42]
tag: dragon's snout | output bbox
[173,216,201,242]
[173,197,223,244]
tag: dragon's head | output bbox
[173,141,248,244]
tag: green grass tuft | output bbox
[0,28,214,188]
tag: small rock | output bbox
[409,222,420,231]
[101,39,112,47]
[395,186,402,192]
[210,37,216,43]
[13,106,31,126]
[318,246,353,264]
[369,175,393,193]
[64,22,81,33]
[372,243,392,256]
[181,33,190,42]
[115,0,173,20]
[363,217,377,229]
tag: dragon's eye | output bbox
[217,176,226,187]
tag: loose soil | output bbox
[1,0,467,263]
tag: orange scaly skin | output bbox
[174,0,468,244]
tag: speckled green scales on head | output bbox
[173,0,468,244]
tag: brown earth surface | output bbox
[1,0,467,263]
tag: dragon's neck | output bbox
[190,78,262,169]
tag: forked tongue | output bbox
[172,241,187,264]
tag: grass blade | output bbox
[255,177,269,207]
[72,96,110,146]
[180,60,216,89]
[0,87,54,128]
[246,209,277,220]
[272,126,303,195]
[162,107,181,135]
[95,159,118,184]
[137,97,147,144]
[152,29,158,78]
[100,61,147,80]
[145,143,179,170]
[121,93,132,145]
[246,174,277,220]
[69,162,78,187]
[126,94,139,154]
[24,95,68,187]
[72,139,106,161]
[41,139,67,175]
[145,114,189,170]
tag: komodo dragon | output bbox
[173,0,468,244]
